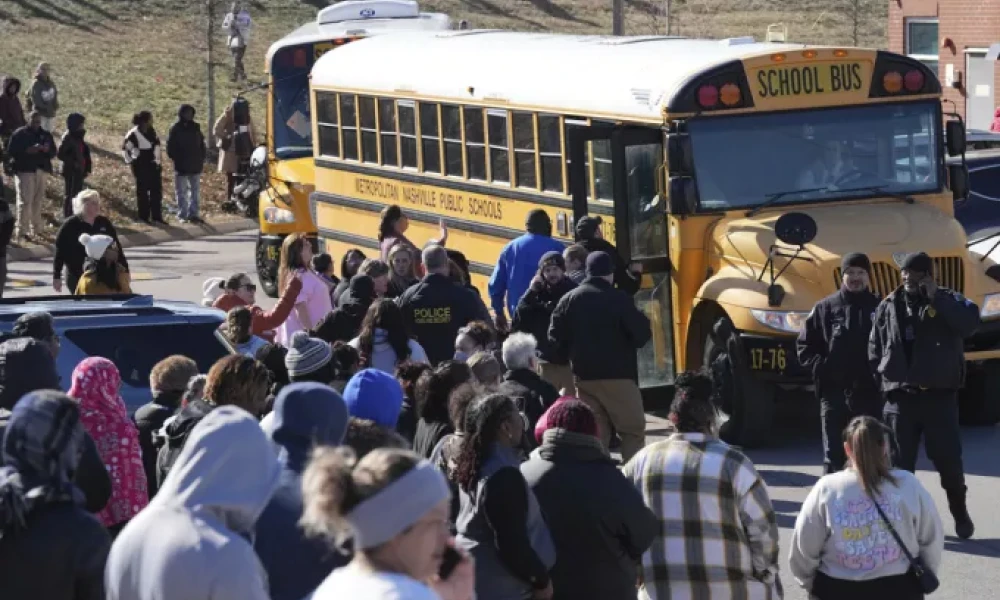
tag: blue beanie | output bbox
[268,382,349,473]
[342,368,404,428]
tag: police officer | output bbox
[397,244,492,365]
[869,251,980,539]
[797,252,881,474]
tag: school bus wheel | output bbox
[958,359,1000,426]
[703,315,775,448]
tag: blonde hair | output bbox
[73,190,100,216]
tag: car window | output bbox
[64,322,230,387]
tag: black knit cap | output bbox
[538,251,565,272]
[585,251,615,277]
[11,311,56,341]
[901,252,933,274]
[841,252,872,276]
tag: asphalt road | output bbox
[5,230,999,598]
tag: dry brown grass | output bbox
[0,0,886,247]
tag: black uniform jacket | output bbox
[396,273,491,365]
[797,288,881,394]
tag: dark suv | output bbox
[0,295,234,413]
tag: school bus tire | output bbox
[703,316,775,448]
[255,236,279,298]
[958,359,1000,426]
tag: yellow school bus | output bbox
[308,30,1000,445]
[254,1,451,296]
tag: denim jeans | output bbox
[174,173,200,219]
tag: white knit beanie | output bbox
[78,233,114,261]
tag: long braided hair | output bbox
[453,393,518,493]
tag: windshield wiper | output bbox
[745,187,826,217]
[834,185,915,204]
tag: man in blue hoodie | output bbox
[254,382,350,600]
[488,209,565,331]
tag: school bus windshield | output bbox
[688,100,941,211]
[270,44,314,160]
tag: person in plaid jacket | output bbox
[623,370,783,599]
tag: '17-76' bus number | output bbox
[266,246,279,261]
[750,347,786,371]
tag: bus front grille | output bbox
[833,257,964,298]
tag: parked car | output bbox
[0,294,234,413]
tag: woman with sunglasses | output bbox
[213,271,302,342]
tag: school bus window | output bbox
[442,104,463,178]
[564,123,593,201]
[359,96,378,164]
[340,94,359,161]
[593,139,614,202]
[488,110,510,184]
[513,112,537,189]
[538,115,562,193]
[316,92,339,158]
[399,100,418,169]
[464,107,486,181]
[420,102,441,174]
[379,98,398,167]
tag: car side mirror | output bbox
[250,145,268,169]
[666,134,694,176]
[668,177,698,215]
[946,120,966,157]
[950,164,969,202]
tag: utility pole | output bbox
[207,0,217,149]
[664,0,671,35]
[612,0,623,35]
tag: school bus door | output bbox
[567,125,675,408]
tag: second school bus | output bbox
[307,30,1000,446]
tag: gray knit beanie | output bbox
[285,331,333,377]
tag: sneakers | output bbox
[946,487,975,539]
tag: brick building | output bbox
[889,0,1000,130]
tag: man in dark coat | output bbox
[0,76,25,141]
[166,104,206,223]
[312,274,376,344]
[7,111,55,239]
[549,251,651,461]
[869,251,981,539]
[797,252,882,473]
[512,250,577,394]
[0,337,110,513]
[574,215,640,295]
[397,245,492,364]
[56,112,92,218]
[521,399,656,600]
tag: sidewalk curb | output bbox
[8,218,257,262]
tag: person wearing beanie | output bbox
[134,356,199,496]
[52,189,127,295]
[254,383,350,600]
[548,250,652,461]
[521,398,655,600]
[0,337,112,514]
[797,251,881,474]
[573,215,640,296]
[512,251,577,394]
[285,331,335,384]
[869,250,981,539]
[342,368,405,428]
[56,112,92,218]
[10,310,59,358]
[75,232,131,295]
[487,208,566,331]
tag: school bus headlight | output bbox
[883,71,903,94]
[751,309,808,333]
[263,207,296,224]
[980,293,1000,318]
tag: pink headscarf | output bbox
[69,357,148,528]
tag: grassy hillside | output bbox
[0,0,886,242]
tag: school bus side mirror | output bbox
[668,176,698,214]
[950,164,969,202]
[666,134,694,176]
[946,120,965,157]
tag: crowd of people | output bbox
[0,199,963,600]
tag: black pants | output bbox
[66,270,82,296]
[134,162,162,222]
[63,171,84,218]
[884,389,965,492]
[820,387,883,474]
[812,571,923,600]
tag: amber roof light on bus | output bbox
[698,84,719,108]
[883,71,903,94]
[833,49,849,58]
[904,69,925,92]
[801,50,817,59]
[719,83,741,106]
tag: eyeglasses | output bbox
[243,284,257,292]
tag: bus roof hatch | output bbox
[318,0,421,26]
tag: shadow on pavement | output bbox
[771,499,803,528]
[944,537,1000,558]
[759,469,820,489]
